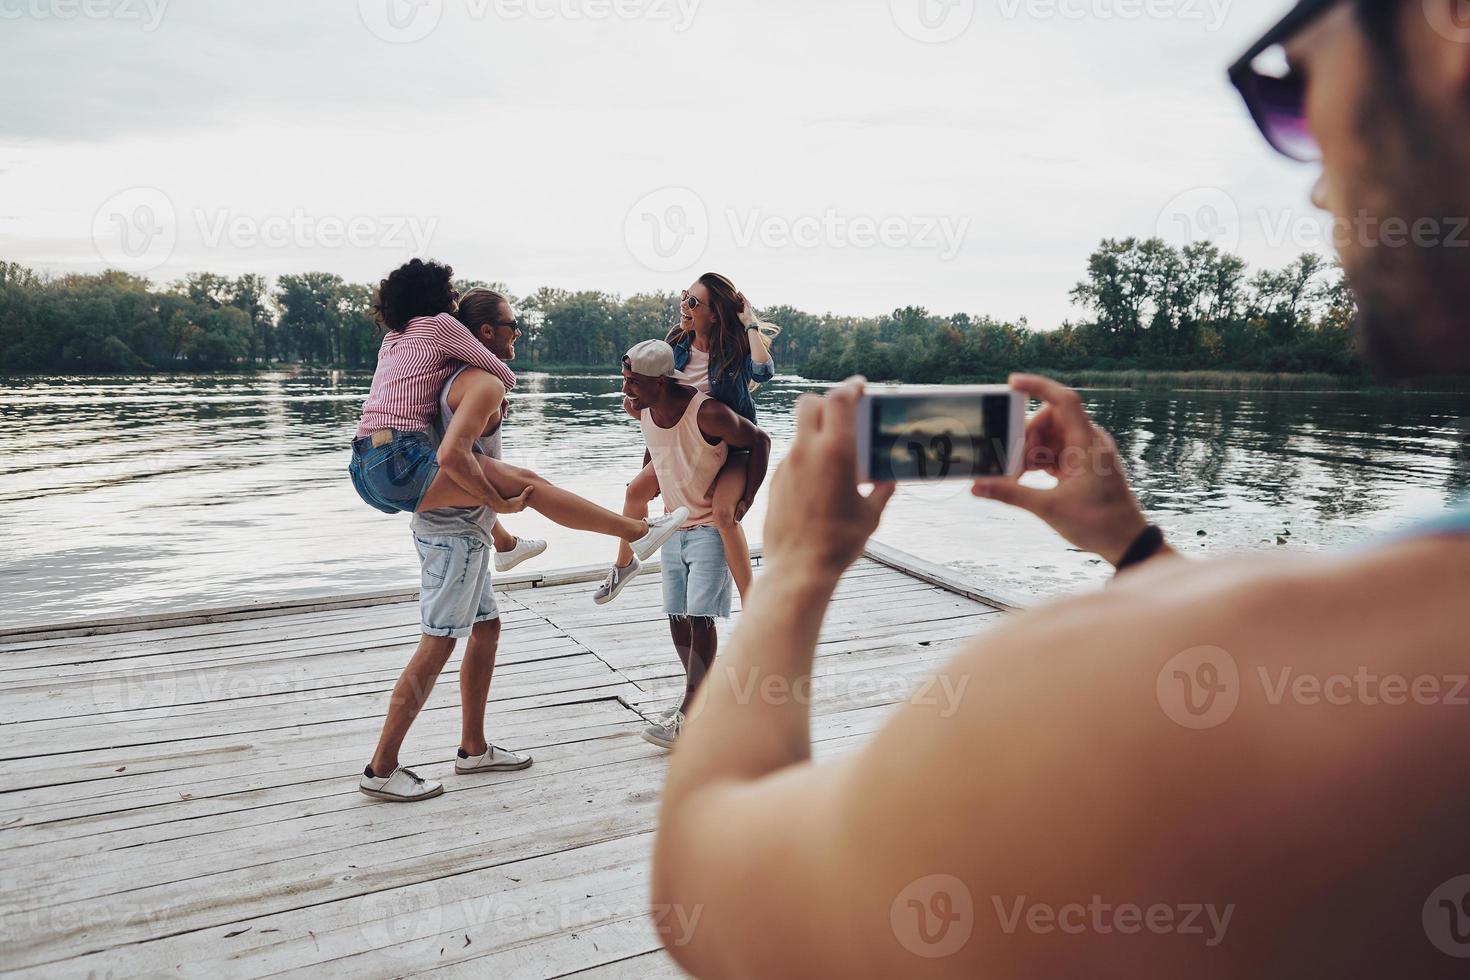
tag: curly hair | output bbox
[373,259,457,333]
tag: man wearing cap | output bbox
[621,339,772,750]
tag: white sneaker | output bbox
[592,556,643,606]
[359,765,444,803]
[642,711,683,750]
[631,508,690,561]
[495,537,547,573]
[455,745,534,774]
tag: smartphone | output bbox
[856,386,1025,483]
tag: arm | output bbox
[655,381,1465,978]
[697,400,771,517]
[428,313,518,391]
[971,374,1179,571]
[435,370,519,512]
[737,292,775,371]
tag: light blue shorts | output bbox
[414,534,500,638]
[661,525,732,620]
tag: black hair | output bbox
[374,259,457,333]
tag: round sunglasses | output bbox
[1228,0,1342,163]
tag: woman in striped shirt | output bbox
[349,259,686,553]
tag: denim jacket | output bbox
[670,333,775,425]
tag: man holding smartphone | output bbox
[650,1,1470,975]
[620,340,771,749]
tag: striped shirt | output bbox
[355,313,517,438]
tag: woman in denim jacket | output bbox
[595,272,778,606]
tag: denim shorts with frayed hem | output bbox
[661,525,732,619]
[415,534,500,638]
[349,431,440,515]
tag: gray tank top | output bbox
[410,367,502,545]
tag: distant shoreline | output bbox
[3,365,1467,395]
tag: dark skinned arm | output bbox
[697,399,771,519]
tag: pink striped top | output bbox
[355,313,517,438]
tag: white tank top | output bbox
[639,391,728,530]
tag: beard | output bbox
[1346,52,1470,380]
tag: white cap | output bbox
[623,339,676,378]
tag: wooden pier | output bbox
[0,547,1017,979]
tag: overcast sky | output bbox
[0,0,1326,326]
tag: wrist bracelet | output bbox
[1115,524,1165,573]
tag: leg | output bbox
[459,617,501,756]
[490,522,518,553]
[678,617,719,714]
[420,457,649,542]
[615,462,661,569]
[369,634,456,776]
[711,454,754,603]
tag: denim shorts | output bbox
[661,525,732,619]
[348,431,440,515]
[414,534,500,638]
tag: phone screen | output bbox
[867,393,1012,481]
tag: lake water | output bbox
[2,373,1467,630]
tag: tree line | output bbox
[0,239,1364,379]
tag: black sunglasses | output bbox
[1228,0,1342,162]
[681,290,702,310]
[490,319,520,332]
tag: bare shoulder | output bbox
[446,367,504,413]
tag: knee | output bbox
[471,618,501,641]
[712,502,738,530]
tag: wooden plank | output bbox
[863,540,1030,611]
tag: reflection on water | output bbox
[2,373,1466,630]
